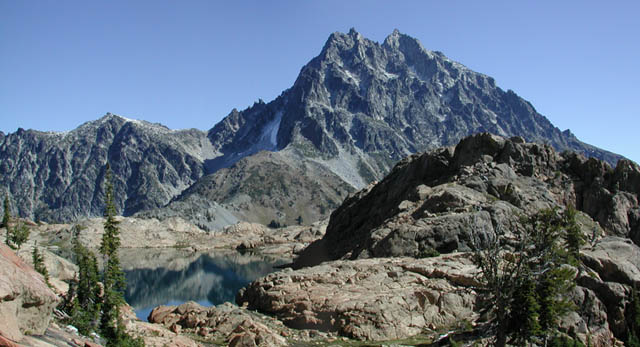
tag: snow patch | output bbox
[259,110,282,150]
[343,69,360,86]
[434,114,447,122]
[119,115,143,126]
[382,70,398,80]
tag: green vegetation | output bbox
[99,163,143,346]
[7,220,30,250]
[60,225,102,335]
[474,207,582,346]
[627,285,640,347]
[32,241,50,287]
[2,193,9,228]
[268,219,285,229]
[58,164,144,346]
[2,194,30,250]
[417,247,440,258]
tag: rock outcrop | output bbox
[148,301,289,346]
[238,237,639,344]
[0,243,58,343]
[295,133,639,268]
[238,254,479,341]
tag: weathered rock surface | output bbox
[578,237,640,342]
[0,244,58,343]
[238,254,479,341]
[295,133,639,268]
[148,301,289,346]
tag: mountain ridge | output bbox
[0,29,626,226]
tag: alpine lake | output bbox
[119,248,290,321]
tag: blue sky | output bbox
[1,1,638,163]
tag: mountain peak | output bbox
[348,27,362,39]
[382,29,425,54]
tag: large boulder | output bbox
[238,254,479,341]
[0,243,58,343]
[579,237,640,341]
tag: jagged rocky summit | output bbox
[0,29,624,229]
[236,133,640,345]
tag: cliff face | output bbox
[295,133,639,267]
[0,29,625,228]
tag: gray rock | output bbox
[238,255,479,341]
[295,134,640,268]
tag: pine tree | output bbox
[2,193,9,229]
[32,241,50,287]
[563,206,585,266]
[8,221,30,250]
[474,208,578,346]
[98,163,141,346]
[509,274,541,344]
[56,225,103,336]
[100,163,120,257]
[74,235,101,334]
[628,285,640,347]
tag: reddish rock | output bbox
[0,244,58,342]
[0,334,19,347]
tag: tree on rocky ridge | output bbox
[32,241,50,287]
[7,220,29,250]
[474,207,580,346]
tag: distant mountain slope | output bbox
[138,150,354,230]
[0,114,216,221]
[0,29,624,226]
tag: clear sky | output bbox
[1,1,638,163]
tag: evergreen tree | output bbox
[73,230,101,335]
[509,274,541,344]
[8,221,30,250]
[32,241,50,287]
[57,225,102,336]
[2,193,9,229]
[98,163,141,346]
[628,285,640,347]
[100,163,120,257]
[474,207,578,347]
[563,206,585,266]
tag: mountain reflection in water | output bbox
[120,248,289,320]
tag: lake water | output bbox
[120,248,290,321]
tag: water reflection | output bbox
[120,248,289,320]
